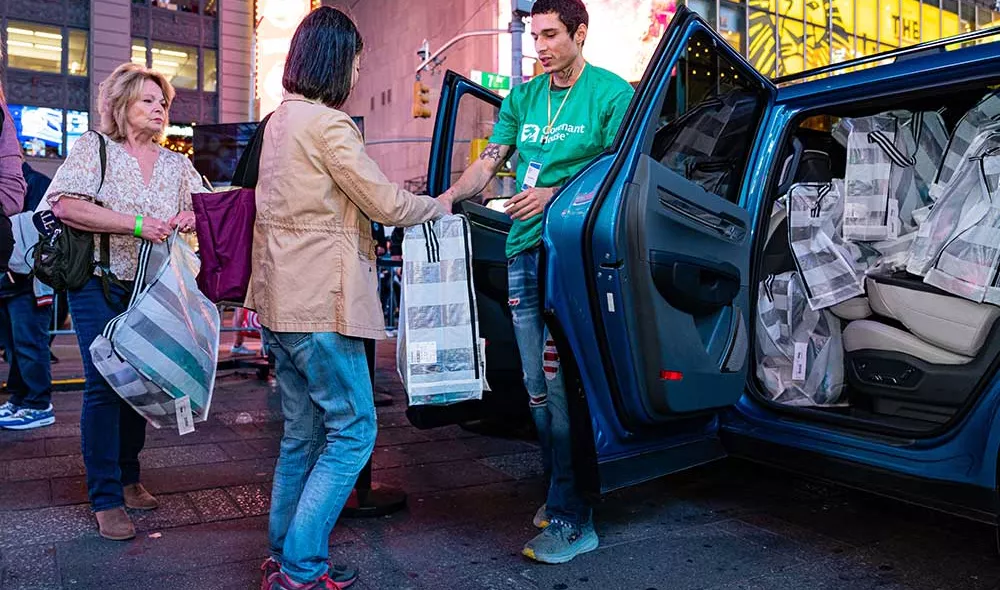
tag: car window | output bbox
[450,93,509,208]
[650,29,768,205]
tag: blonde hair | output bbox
[98,63,175,142]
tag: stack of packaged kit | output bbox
[758,90,1000,406]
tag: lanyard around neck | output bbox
[543,63,586,146]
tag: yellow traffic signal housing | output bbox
[412,81,432,118]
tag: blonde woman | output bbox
[44,62,205,541]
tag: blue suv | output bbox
[410,8,1000,541]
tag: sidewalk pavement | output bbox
[1,341,999,589]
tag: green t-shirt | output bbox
[489,63,634,258]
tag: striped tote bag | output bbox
[396,215,484,407]
[90,232,221,432]
[787,181,865,310]
[923,148,1000,303]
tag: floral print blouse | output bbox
[41,131,206,281]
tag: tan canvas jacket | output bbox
[247,95,441,339]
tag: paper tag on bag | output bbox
[175,396,195,435]
[479,337,491,392]
[409,341,437,365]
[791,342,808,381]
[887,199,900,239]
[843,203,866,220]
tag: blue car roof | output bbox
[776,39,1000,107]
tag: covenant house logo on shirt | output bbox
[520,123,587,144]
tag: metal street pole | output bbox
[511,11,525,87]
[511,0,533,87]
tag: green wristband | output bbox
[134,215,144,238]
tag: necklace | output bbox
[543,62,586,146]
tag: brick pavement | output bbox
[0,341,999,589]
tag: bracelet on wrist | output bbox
[134,215,144,238]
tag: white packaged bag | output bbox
[923,149,1000,303]
[842,114,900,242]
[756,271,845,407]
[907,131,1000,277]
[788,181,865,310]
[932,91,1000,196]
[397,215,485,406]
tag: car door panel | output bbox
[541,7,776,492]
[621,155,752,417]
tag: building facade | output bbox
[1,0,252,176]
[339,0,999,189]
[336,0,501,193]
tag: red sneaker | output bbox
[262,561,357,590]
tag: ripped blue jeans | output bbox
[508,248,590,526]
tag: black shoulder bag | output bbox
[33,132,125,299]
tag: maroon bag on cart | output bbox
[192,114,271,304]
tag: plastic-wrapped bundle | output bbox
[655,89,759,199]
[397,215,484,406]
[907,131,1000,277]
[842,114,901,241]
[893,111,949,231]
[756,271,845,407]
[788,181,865,310]
[922,149,1000,303]
[932,91,1000,196]
[90,233,220,433]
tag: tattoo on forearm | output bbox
[479,143,506,163]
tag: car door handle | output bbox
[648,250,741,316]
[658,189,747,243]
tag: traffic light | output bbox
[412,80,431,118]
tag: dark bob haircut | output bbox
[531,0,589,39]
[283,7,363,109]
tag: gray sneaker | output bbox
[522,518,599,564]
[0,401,19,419]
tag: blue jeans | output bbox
[264,329,377,584]
[68,277,147,512]
[508,249,590,526]
[0,291,52,410]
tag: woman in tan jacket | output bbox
[251,8,446,590]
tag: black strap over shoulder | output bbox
[231,113,272,188]
[89,131,126,302]
[95,130,107,193]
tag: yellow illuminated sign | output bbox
[748,0,963,76]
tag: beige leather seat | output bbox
[830,297,872,321]
[842,276,1000,364]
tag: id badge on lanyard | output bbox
[521,160,543,191]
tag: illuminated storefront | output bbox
[561,0,1000,81]
[254,0,320,117]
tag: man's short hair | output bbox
[531,0,589,38]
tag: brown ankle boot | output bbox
[96,507,136,541]
[124,483,159,510]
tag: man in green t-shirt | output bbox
[438,0,633,565]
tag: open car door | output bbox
[405,71,529,429]
[545,8,777,492]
